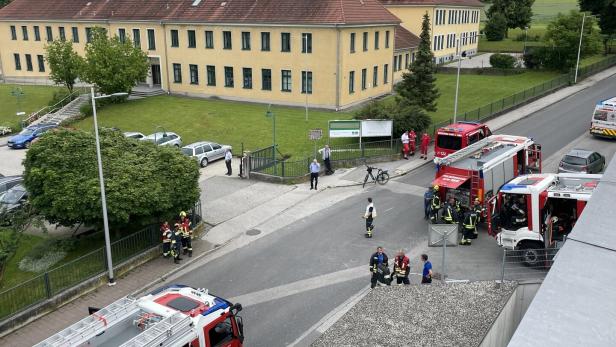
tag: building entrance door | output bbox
[151,64,161,85]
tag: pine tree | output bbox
[395,12,439,112]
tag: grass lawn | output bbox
[532,0,579,24]
[0,84,61,130]
[0,233,46,289]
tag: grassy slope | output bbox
[0,84,61,129]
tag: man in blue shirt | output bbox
[309,159,320,190]
[421,254,432,284]
[370,246,389,288]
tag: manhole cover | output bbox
[246,229,261,236]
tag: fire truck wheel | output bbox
[519,242,545,267]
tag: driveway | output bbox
[0,142,26,176]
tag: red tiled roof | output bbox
[0,0,401,25]
[394,25,419,50]
[380,0,484,7]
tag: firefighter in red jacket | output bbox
[408,129,417,156]
[161,221,172,258]
[180,211,193,257]
[420,132,430,160]
[393,250,411,285]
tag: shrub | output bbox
[79,102,93,117]
[485,13,508,41]
[490,54,517,69]
[48,89,74,108]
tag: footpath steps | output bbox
[33,94,89,126]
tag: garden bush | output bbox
[490,54,517,69]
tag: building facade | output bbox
[0,0,481,110]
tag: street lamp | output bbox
[574,13,597,84]
[453,38,467,123]
[90,86,128,286]
[265,104,276,175]
[523,26,529,56]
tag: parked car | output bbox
[0,176,23,196]
[123,131,146,140]
[7,123,57,149]
[558,149,605,174]
[0,184,28,223]
[144,132,182,147]
[181,141,232,167]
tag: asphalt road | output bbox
[166,74,616,347]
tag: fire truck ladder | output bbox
[119,312,195,347]
[471,170,481,200]
[434,137,492,166]
[34,297,140,347]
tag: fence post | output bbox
[500,249,506,285]
[490,102,493,115]
[44,272,52,298]
[361,142,365,158]
[281,160,285,177]
[502,98,505,110]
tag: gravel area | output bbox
[312,281,516,347]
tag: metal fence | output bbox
[500,247,560,282]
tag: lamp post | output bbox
[574,13,590,84]
[90,86,128,286]
[265,104,276,175]
[154,125,167,145]
[453,38,466,123]
[523,26,529,56]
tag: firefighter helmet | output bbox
[179,211,187,218]
[433,185,439,191]
[474,198,480,203]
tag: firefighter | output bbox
[430,185,441,223]
[420,132,430,160]
[161,221,172,258]
[369,246,389,288]
[393,250,410,285]
[424,187,434,219]
[171,222,184,264]
[510,196,527,228]
[460,210,477,245]
[180,211,193,257]
[472,198,483,237]
[408,129,417,156]
[443,198,456,224]
[363,197,376,238]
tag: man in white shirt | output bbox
[309,159,320,190]
[319,145,333,175]
[401,131,410,159]
[225,149,233,176]
[363,197,376,237]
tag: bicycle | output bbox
[362,165,390,188]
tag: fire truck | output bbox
[34,284,244,347]
[590,96,616,138]
[432,134,542,211]
[490,173,601,266]
[434,121,492,158]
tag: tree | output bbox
[45,40,84,93]
[395,12,439,112]
[543,10,601,70]
[0,0,11,8]
[487,0,535,36]
[23,129,200,230]
[484,13,508,41]
[80,27,149,96]
[355,100,431,137]
[489,53,516,68]
[579,0,616,54]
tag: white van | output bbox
[590,97,616,138]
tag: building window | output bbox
[374,31,379,50]
[302,71,312,94]
[224,66,234,87]
[173,63,182,83]
[385,30,390,48]
[281,33,291,52]
[189,64,198,84]
[37,54,45,72]
[363,32,368,51]
[86,27,93,43]
[281,70,291,91]
[188,30,196,48]
[206,65,216,86]
[21,26,28,40]
[59,26,66,41]
[14,54,21,70]
[118,28,126,43]
[373,66,378,87]
[223,31,232,49]
[25,54,33,71]
[405,54,409,69]
[45,26,53,42]
[71,27,78,43]
[205,30,214,48]
[10,25,16,40]
[349,71,355,94]
[393,56,397,72]
[243,68,252,89]
[350,32,356,53]
[241,32,251,50]
[133,29,140,48]
[383,64,389,84]
[361,68,367,90]
[170,30,179,47]
[147,29,156,50]
[34,26,41,41]
[262,69,272,90]
[398,55,402,70]
[302,33,312,53]
[261,32,270,51]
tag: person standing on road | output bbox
[363,197,376,237]
[161,221,172,258]
[430,185,441,223]
[401,131,410,159]
[171,222,184,264]
[225,149,233,176]
[309,159,320,190]
[393,250,411,285]
[460,210,477,246]
[420,132,431,160]
[180,211,193,257]
[424,187,434,219]
[320,145,333,175]
[408,129,417,156]
[370,246,389,288]
[421,254,433,284]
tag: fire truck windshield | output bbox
[437,134,462,151]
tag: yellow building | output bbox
[381,0,483,64]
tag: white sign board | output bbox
[361,120,393,137]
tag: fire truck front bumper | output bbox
[496,230,517,250]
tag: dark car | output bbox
[0,184,28,223]
[0,176,23,196]
[558,149,605,174]
[7,123,57,149]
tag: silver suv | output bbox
[181,141,232,167]
[143,132,182,147]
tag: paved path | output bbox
[444,52,522,69]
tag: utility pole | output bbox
[453,38,462,123]
[574,13,587,84]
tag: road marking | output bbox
[228,265,368,307]
[384,207,394,213]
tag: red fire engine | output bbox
[434,121,492,158]
[34,284,244,347]
[432,134,542,210]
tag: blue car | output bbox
[7,123,57,149]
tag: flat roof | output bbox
[508,154,616,346]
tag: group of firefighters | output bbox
[161,211,193,264]
[426,185,484,246]
[401,129,431,160]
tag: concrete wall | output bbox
[479,281,542,347]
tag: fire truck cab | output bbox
[434,121,492,158]
[432,134,542,211]
[491,173,601,265]
[34,284,244,347]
